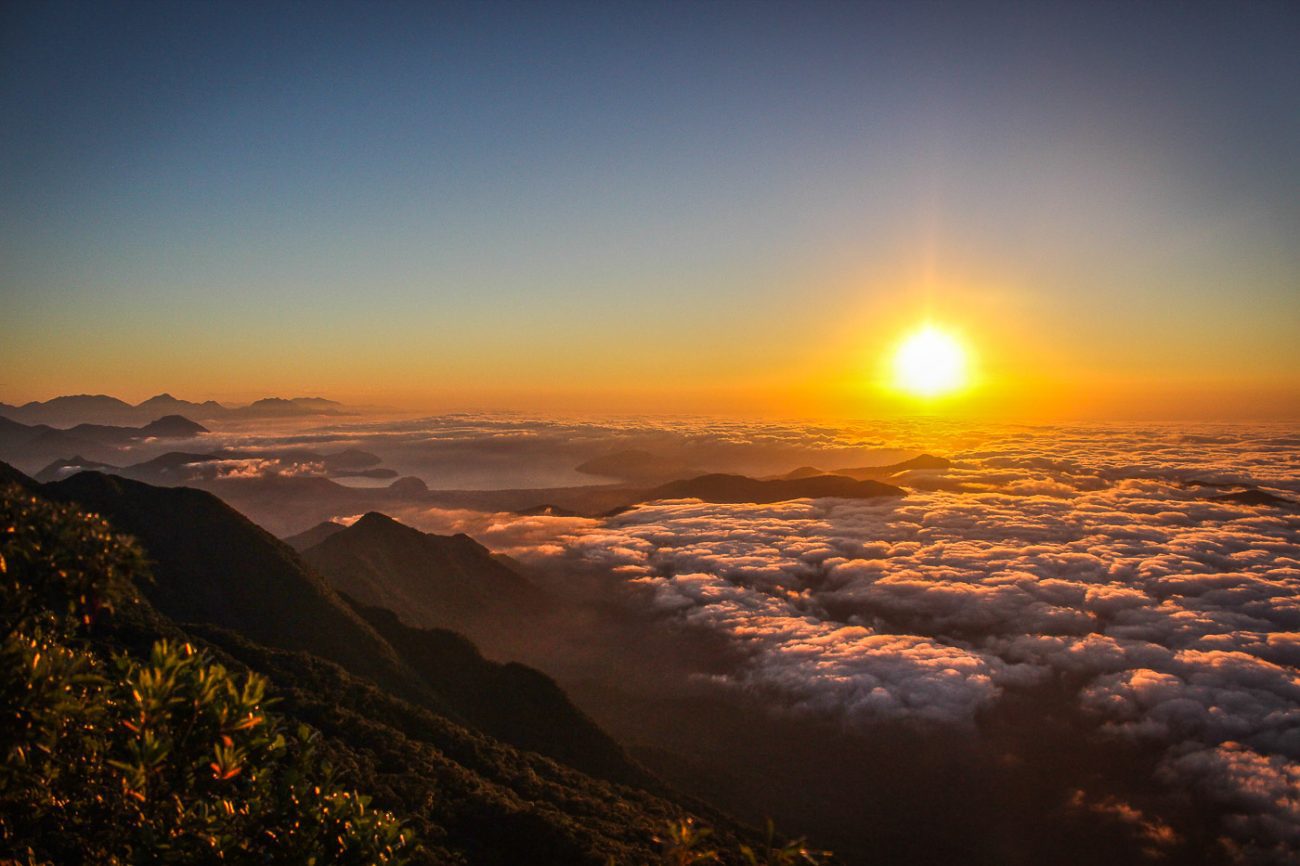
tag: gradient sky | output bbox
[2,0,1298,419]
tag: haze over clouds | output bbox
[380,423,1299,860]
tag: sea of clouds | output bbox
[393,424,1298,860]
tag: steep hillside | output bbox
[301,511,546,634]
[354,603,648,787]
[1,475,760,865]
[40,471,425,700]
[284,519,349,551]
[27,464,653,789]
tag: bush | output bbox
[0,486,413,864]
[652,817,833,866]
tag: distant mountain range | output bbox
[0,393,349,426]
[33,446,390,485]
[0,414,209,473]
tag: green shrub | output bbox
[0,486,413,864]
[652,817,833,866]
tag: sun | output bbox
[891,324,970,398]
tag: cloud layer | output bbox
[397,425,1299,860]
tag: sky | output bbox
[2,0,1298,420]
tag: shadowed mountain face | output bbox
[321,448,382,470]
[180,623,735,866]
[641,473,906,505]
[34,456,121,483]
[1211,488,1296,507]
[136,393,228,419]
[0,415,207,474]
[39,471,421,700]
[14,462,654,791]
[353,603,646,786]
[283,519,348,551]
[0,394,138,425]
[61,414,209,442]
[300,512,546,637]
[0,459,37,491]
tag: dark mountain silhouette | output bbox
[108,447,390,487]
[321,448,382,470]
[0,394,137,425]
[774,453,952,481]
[1212,488,1295,507]
[225,397,348,419]
[0,458,37,490]
[353,603,644,785]
[300,512,546,636]
[283,396,344,411]
[34,455,121,483]
[60,414,208,444]
[515,503,581,517]
[0,416,205,475]
[0,414,206,473]
[843,453,951,476]
[387,475,429,495]
[283,519,349,551]
[778,466,826,480]
[139,414,209,437]
[181,623,734,865]
[117,451,223,481]
[1,393,349,426]
[333,467,399,479]
[39,471,424,700]
[0,417,96,469]
[641,473,906,505]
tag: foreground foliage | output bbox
[0,487,412,864]
[653,817,831,866]
[0,479,834,864]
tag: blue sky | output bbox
[3,1,1297,418]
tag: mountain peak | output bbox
[301,511,543,637]
[141,415,209,437]
[347,511,433,540]
[355,510,403,528]
[282,519,348,552]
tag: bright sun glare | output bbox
[891,324,969,398]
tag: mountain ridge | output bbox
[1,393,349,426]
[300,511,547,639]
[639,472,907,505]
